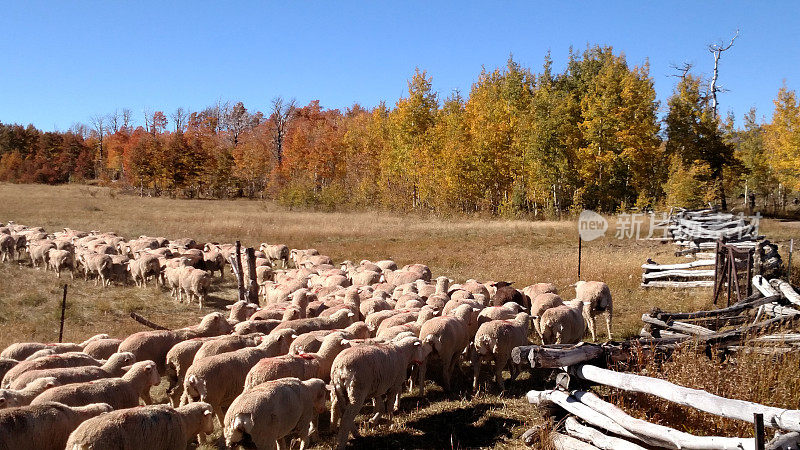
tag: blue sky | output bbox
[1,1,798,131]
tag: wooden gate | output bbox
[712,241,754,306]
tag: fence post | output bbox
[788,239,794,283]
[754,413,765,450]
[58,284,67,343]
[234,241,245,302]
[245,247,259,304]
[577,236,582,281]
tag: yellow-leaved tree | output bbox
[764,85,800,199]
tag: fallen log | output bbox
[760,303,800,319]
[552,432,601,450]
[725,346,794,356]
[573,390,756,450]
[700,313,800,347]
[641,280,715,288]
[512,342,606,368]
[641,314,715,336]
[755,333,800,344]
[680,314,751,329]
[771,279,800,306]
[564,416,648,450]
[652,294,777,321]
[642,269,716,280]
[571,364,800,433]
[754,275,781,297]
[526,390,642,443]
[642,259,716,270]
[528,389,752,449]
[767,431,800,450]
[130,312,170,330]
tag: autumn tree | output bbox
[385,68,438,208]
[664,74,737,209]
[764,85,800,206]
[269,97,295,168]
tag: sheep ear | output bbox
[324,384,333,392]
[291,334,298,339]
[225,305,233,310]
[203,410,212,416]
[347,312,355,317]
[121,365,133,371]
[413,341,421,346]
[340,339,350,345]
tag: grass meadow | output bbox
[1,182,798,448]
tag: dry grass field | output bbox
[0,183,798,449]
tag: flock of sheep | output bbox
[0,221,613,450]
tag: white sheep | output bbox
[46,248,74,278]
[539,300,589,345]
[65,402,215,450]
[417,303,478,394]
[472,313,531,391]
[476,302,525,326]
[2,352,102,388]
[179,267,213,309]
[575,280,613,341]
[0,377,59,409]
[8,351,135,390]
[530,292,564,337]
[30,360,161,409]
[0,402,112,450]
[0,334,108,361]
[330,336,431,449]
[224,377,328,450]
[117,312,232,376]
[244,331,352,389]
[182,328,296,425]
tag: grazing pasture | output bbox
[0,182,798,449]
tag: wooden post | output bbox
[234,241,245,302]
[245,247,259,304]
[747,248,754,298]
[755,413,765,450]
[578,236,582,281]
[58,284,67,343]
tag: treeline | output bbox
[1,46,798,216]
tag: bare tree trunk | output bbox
[708,30,739,117]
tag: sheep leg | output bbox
[388,383,404,414]
[471,349,482,392]
[276,437,289,450]
[369,394,386,423]
[417,361,427,396]
[336,401,363,450]
[441,354,457,393]
[604,310,612,340]
[493,357,505,391]
[330,389,341,430]
[508,357,520,382]
[589,313,598,341]
[305,414,319,447]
